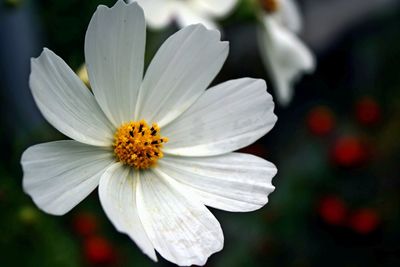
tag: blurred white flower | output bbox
[129,0,238,29]
[257,0,315,106]
[21,1,277,266]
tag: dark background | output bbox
[1,0,399,266]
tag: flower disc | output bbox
[113,120,168,169]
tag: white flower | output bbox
[21,1,277,266]
[129,0,238,29]
[257,0,315,106]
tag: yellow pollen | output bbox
[260,0,280,13]
[113,120,168,170]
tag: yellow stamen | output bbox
[76,64,90,88]
[260,0,280,13]
[113,120,168,170]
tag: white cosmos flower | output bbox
[21,1,277,266]
[129,0,238,29]
[257,0,315,106]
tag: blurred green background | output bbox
[1,0,399,266]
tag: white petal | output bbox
[162,78,277,156]
[29,49,114,146]
[258,17,315,105]
[276,0,302,33]
[21,141,114,215]
[159,153,276,212]
[85,0,146,126]
[98,163,157,261]
[190,0,238,17]
[174,3,218,30]
[133,0,176,29]
[136,24,228,127]
[136,169,223,266]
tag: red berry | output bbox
[318,196,347,225]
[307,106,335,136]
[348,209,380,234]
[355,97,381,126]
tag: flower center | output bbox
[113,120,168,170]
[260,0,280,13]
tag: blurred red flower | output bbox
[306,106,335,136]
[84,236,117,266]
[355,97,381,126]
[331,136,367,167]
[72,212,98,237]
[348,208,380,234]
[318,196,347,225]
